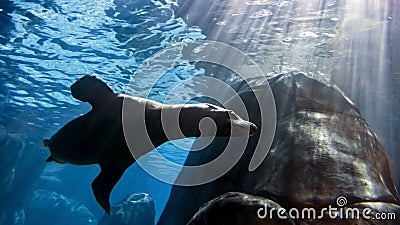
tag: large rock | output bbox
[99,193,155,225]
[0,125,30,225]
[187,192,295,225]
[189,192,400,225]
[0,125,24,196]
[158,73,400,224]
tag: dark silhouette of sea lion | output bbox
[43,74,257,214]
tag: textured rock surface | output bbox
[187,192,295,225]
[0,125,29,225]
[0,126,24,198]
[158,73,400,225]
[99,193,155,225]
[25,189,97,225]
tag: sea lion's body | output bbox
[45,94,126,165]
[43,74,257,213]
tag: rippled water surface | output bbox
[0,0,399,224]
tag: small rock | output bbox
[99,193,155,225]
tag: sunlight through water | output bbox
[0,0,399,224]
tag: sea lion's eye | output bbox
[206,104,215,108]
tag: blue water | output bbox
[1,0,399,224]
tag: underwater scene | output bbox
[0,0,399,224]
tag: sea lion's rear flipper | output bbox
[92,163,125,214]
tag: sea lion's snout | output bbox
[249,123,258,136]
[203,104,258,137]
[42,139,65,164]
[230,119,258,137]
[43,139,51,148]
[223,108,257,137]
[43,139,54,162]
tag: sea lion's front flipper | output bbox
[92,163,125,214]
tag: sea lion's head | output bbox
[200,103,258,137]
[43,138,65,163]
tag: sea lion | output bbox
[43,74,257,214]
